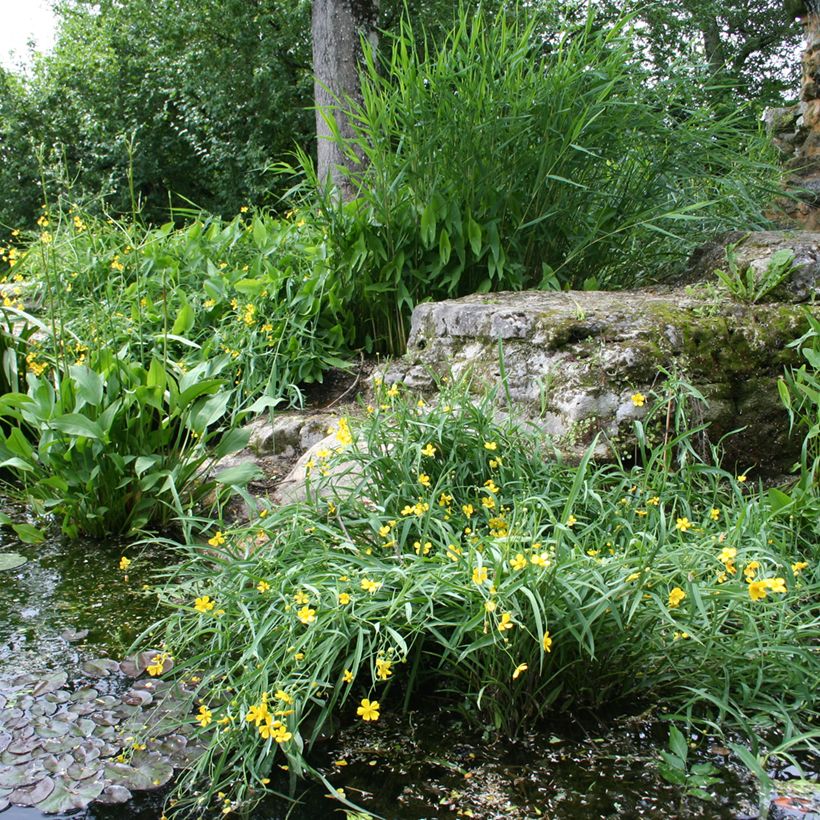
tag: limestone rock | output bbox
[387,288,817,475]
[685,230,820,302]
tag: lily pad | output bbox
[0,796,8,811]
[69,687,98,704]
[0,733,10,754]
[34,778,104,814]
[104,752,173,791]
[122,689,153,708]
[32,672,68,697]
[9,775,55,806]
[60,628,89,643]
[0,552,27,571]
[31,700,58,718]
[0,763,41,789]
[81,659,121,679]
[95,783,132,804]
[33,719,71,739]
[42,737,77,755]
[7,736,42,756]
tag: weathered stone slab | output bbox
[387,288,817,474]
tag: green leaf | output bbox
[213,427,251,459]
[252,217,268,248]
[214,463,262,486]
[439,228,452,266]
[12,524,45,544]
[420,201,437,248]
[172,301,195,335]
[467,216,482,257]
[69,365,103,407]
[49,414,105,440]
[668,724,688,761]
[0,552,27,570]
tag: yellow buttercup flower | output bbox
[297,605,316,625]
[710,508,721,521]
[208,531,226,547]
[118,556,131,571]
[246,703,270,726]
[472,566,489,585]
[421,443,437,457]
[675,517,692,532]
[197,705,213,727]
[748,580,768,601]
[792,561,808,574]
[338,592,351,605]
[342,669,354,683]
[146,654,168,676]
[418,473,431,488]
[631,392,646,407]
[483,441,498,451]
[510,553,527,571]
[195,596,215,613]
[566,514,577,527]
[361,578,381,593]
[542,631,553,652]
[376,658,393,680]
[668,587,686,608]
[512,663,528,680]
[256,580,270,593]
[497,612,514,632]
[357,698,380,721]
[293,590,310,605]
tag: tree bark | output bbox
[311,0,379,201]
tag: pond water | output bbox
[0,502,798,820]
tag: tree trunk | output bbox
[311,0,379,201]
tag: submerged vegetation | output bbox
[0,3,816,818]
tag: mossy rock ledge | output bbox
[387,287,818,476]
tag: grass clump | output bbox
[290,7,783,353]
[144,378,818,816]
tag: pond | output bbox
[0,502,808,820]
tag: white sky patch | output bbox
[0,0,58,71]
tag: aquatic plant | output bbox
[145,377,818,816]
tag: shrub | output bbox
[144,378,818,816]
[294,7,782,353]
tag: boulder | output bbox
[387,287,817,475]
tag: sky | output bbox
[0,0,58,71]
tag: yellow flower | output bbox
[421,443,437,457]
[387,385,399,398]
[195,596,215,613]
[342,669,354,683]
[673,631,690,641]
[510,553,527,571]
[293,590,310,605]
[446,544,462,562]
[497,612,514,632]
[710,508,720,521]
[631,392,646,407]
[748,580,768,601]
[246,703,270,726]
[530,552,551,568]
[462,503,474,517]
[668,587,686,608]
[484,600,497,612]
[566,514,577,527]
[484,479,500,494]
[357,698,380,721]
[414,540,432,556]
[763,577,787,594]
[146,654,167,676]
[119,556,131,571]
[718,547,737,565]
[297,605,316,625]
[792,561,808,574]
[418,473,431,488]
[338,592,351,605]
[542,631,553,652]
[472,566,489,585]
[481,496,496,510]
[744,561,760,581]
[276,690,294,703]
[361,578,381,593]
[379,524,391,537]
[438,492,453,507]
[512,663,528,680]
[257,580,270,594]
[376,658,393,680]
[647,496,660,506]
[272,723,292,743]
[626,572,641,582]
[675,517,692,532]
[208,531,226,547]
[737,474,747,483]
[197,705,213,727]
[484,441,498,451]
[489,457,502,469]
